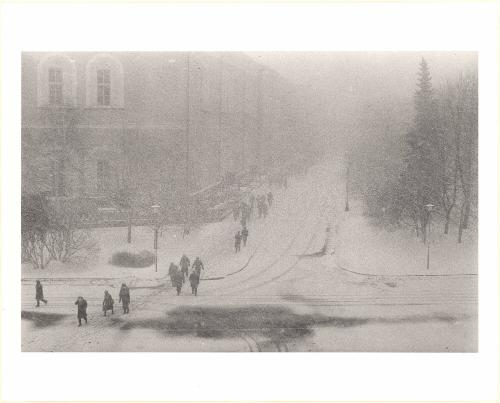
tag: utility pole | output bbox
[241,71,246,172]
[345,152,350,212]
[256,68,264,170]
[185,52,191,194]
[217,53,223,178]
[151,204,160,272]
[425,203,434,270]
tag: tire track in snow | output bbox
[214,185,320,295]
[225,191,334,296]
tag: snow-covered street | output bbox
[21,158,477,352]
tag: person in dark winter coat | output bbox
[262,198,268,217]
[102,290,114,316]
[169,262,178,286]
[192,257,204,275]
[35,280,47,307]
[241,227,249,247]
[235,231,242,253]
[241,202,250,220]
[189,271,200,296]
[267,191,273,207]
[249,194,255,217]
[74,296,88,326]
[119,283,130,314]
[240,213,247,228]
[180,254,190,280]
[173,270,184,295]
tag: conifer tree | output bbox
[402,58,440,241]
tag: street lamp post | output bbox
[345,152,351,212]
[151,204,160,272]
[425,203,434,270]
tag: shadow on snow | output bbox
[21,311,67,328]
[112,304,464,345]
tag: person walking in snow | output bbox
[119,283,130,314]
[249,194,255,217]
[262,197,268,218]
[169,262,179,286]
[240,210,247,228]
[180,254,190,280]
[267,191,273,207]
[74,296,88,327]
[102,290,114,316]
[35,280,47,307]
[189,270,200,296]
[192,256,204,276]
[241,226,249,247]
[257,197,263,218]
[235,231,242,253]
[173,270,184,296]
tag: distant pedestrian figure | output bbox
[260,196,268,218]
[102,290,114,316]
[257,198,263,218]
[173,270,184,296]
[249,194,255,217]
[35,280,47,307]
[192,256,205,275]
[119,283,130,314]
[241,227,249,247]
[74,296,88,326]
[240,211,247,228]
[169,262,178,286]
[189,271,200,296]
[267,191,273,207]
[180,254,190,280]
[235,231,242,253]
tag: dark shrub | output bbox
[110,250,155,268]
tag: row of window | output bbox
[47,67,112,106]
[38,54,124,108]
[40,54,261,110]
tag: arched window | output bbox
[86,54,124,108]
[37,54,77,107]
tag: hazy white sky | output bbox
[247,52,477,147]
[248,51,476,96]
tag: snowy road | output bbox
[21,161,477,352]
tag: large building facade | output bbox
[22,52,305,208]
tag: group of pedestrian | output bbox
[232,189,275,253]
[269,172,288,189]
[168,255,204,296]
[234,226,249,253]
[35,280,131,327]
[100,283,131,317]
[256,192,273,219]
[234,190,274,224]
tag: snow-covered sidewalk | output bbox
[317,160,477,277]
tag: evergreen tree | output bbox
[402,58,440,241]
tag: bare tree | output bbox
[45,201,98,263]
[436,80,460,234]
[22,231,52,270]
[21,194,51,269]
